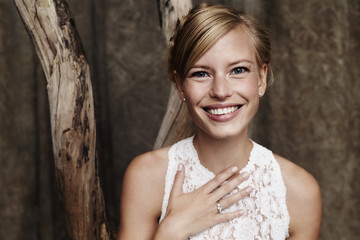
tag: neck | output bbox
[193,131,253,175]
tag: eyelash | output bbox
[189,66,250,78]
[232,67,249,74]
[190,71,208,78]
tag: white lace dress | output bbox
[159,136,290,240]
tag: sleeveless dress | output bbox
[159,136,290,240]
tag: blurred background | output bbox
[0,0,359,239]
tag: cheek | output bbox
[234,81,259,97]
[183,83,206,103]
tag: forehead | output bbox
[194,25,256,66]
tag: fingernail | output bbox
[241,172,250,179]
[238,209,245,216]
[231,166,238,173]
[177,164,183,171]
[245,186,253,194]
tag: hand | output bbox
[157,164,252,239]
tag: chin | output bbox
[198,126,248,141]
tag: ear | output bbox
[258,64,267,97]
[174,71,186,101]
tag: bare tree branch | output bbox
[11,0,113,239]
[154,0,193,149]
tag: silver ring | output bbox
[217,202,222,213]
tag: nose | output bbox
[210,74,232,100]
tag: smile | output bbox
[205,106,240,116]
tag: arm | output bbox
[276,155,322,239]
[118,149,252,240]
[117,149,168,240]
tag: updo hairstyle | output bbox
[167,4,273,86]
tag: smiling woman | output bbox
[117,4,321,240]
[177,24,266,141]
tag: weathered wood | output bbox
[11,0,113,239]
[154,0,193,149]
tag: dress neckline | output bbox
[188,136,256,177]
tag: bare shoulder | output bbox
[118,146,171,239]
[125,146,170,185]
[274,154,322,239]
[122,146,171,208]
[274,154,320,200]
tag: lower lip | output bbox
[205,107,242,122]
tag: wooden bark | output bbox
[154,0,193,149]
[11,0,113,239]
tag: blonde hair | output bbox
[167,4,273,86]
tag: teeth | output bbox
[207,106,239,115]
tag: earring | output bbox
[182,97,186,102]
[259,91,262,96]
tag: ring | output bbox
[217,202,222,213]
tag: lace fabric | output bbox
[160,136,290,239]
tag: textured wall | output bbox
[0,1,66,239]
[0,0,359,239]
[252,1,360,239]
[256,1,360,239]
[0,0,168,239]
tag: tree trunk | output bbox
[11,0,113,239]
[154,0,193,149]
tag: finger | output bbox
[215,209,246,224]
[202,166,239,193]
[169,164,185,198]
[211,172,250,201]
[217,186,253,210]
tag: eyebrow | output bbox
[191,59,255,70]
[189,65,211,70]
[228,59,255,66]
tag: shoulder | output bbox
[274,154,322,239]
[122,146,171,207]
[274,154,320,197]
[125,146,171,183]
[118,146,171,239]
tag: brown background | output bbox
[0,0,359,239]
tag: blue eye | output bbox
[232,67,248,74]
[191,71,208,77]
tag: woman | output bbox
[118,4,321,240]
